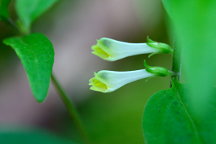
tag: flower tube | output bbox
[91,37,172,61]
[89,69,154,93]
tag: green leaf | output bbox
[143,83,202,144]
[0,0,11,20]
[15,0,58,33]
[163,0,216,142]
[163,0,216,119]
[3,33,54,102]
[0,129,75,144]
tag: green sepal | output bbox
[146,36,173,57]
[144,60,173,77]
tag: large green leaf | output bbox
[163,0,216,117]
[3,33,54,102]
[163,0,216,143]
[143,83,202,144]
[0,0,11,20]
[15,0,58,33]
[0,129,75,144]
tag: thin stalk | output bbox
[170,36,181,87]
[170,44,181,88]
[6,18,19,32]
[5,18,26,35]
[171,45,180,80]
[51,74,90,144]
[166,19,181,84]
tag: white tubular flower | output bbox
[91,37,173,61]
[89,69,154,93]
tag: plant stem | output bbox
[171,43,181,81]
[51,74,89,144]
[6,18,18,31]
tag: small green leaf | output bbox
[3,33,54,102]
[0,0,11,20]
[0,129,75,144]
[15,0,58,33]
[143,83,202,144]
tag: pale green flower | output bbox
[91,37,172,61]
[89,61,173,93]
[89,69,154,93]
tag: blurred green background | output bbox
[0,0,171,143]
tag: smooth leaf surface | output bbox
[163,0,216,143]
[0,130,75,144]
[3,33,54,102]
[143,84,202,144]
[0,0,11,20]
[15,0,58,32]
